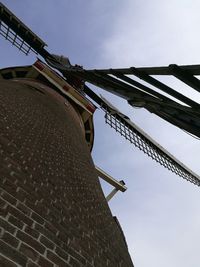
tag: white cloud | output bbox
[100,0,200,66]
[1,1,200,266]
[94,1,200,266]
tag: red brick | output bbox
[34,202,49,218]
[19,243,39,262]
[24,225,40,239]
[16,230,45,254]
[0,197,8,210]
[1,191,17,205]
[0,239,27,266]
[8,205,33,227]
[25,199,37,213]
[0,80,133,267]
[0,206,8,218]
[1,231,19,248]
[57,230,70,244]
[1,179,17,197]
[55,246,69,262]
[0,254,18,267]
[44,222,58,235]
[26,260,38,267]
[69,256,80,267]
[47,250,69,267]
[15,187,29,202]
[25,199,47,219]
[38,256,54,267]
[39,235,55,250]
[47,208,62,224]
[61,244,86,265]
[8,215,24,229]
[16,202,31,216]
[0,218,16,234]
[14,180,35,199]
[0,197,7,207]
[34,223,61,248]
[31,212,44,225]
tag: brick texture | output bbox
[0,78,133,266]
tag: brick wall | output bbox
[0,79,133,267]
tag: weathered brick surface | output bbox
[0,217,16,234]
[8,214,25,229]
[0,239,27,266]
[0,254,18,267]
[47,250,69,266]
[24,225,40,239]
[38,255,54,267]
[39,235,55,250]
[16,230,46,254]
[0,79,133,266]
[1,230,19,248]
[19,243,39,262]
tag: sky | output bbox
[1,1,200,266]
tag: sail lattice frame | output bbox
[104,108,200,186]
[0,20,37,55]
[1,1,200,187]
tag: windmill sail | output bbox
[1,2,200,187]
[0,2,63,68]
[65,65,200,139]
[89,91,200,186]
[0,2,48,56]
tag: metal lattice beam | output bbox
[0,20,36,55]
[104,105,200,187]
[0,2,50,58]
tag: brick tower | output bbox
[0,63,133,266]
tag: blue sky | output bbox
[1,1,200,266]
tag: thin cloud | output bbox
[96,1,200,266]
[1,1,200,267]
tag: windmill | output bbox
[0,2,200,267]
